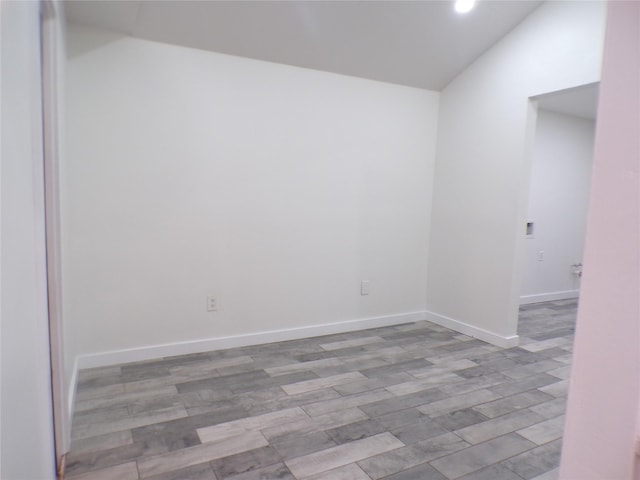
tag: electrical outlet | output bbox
[361,280,370,296]
[206,295,217,311]
[538,250,544,262]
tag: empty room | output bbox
[2,1,639,480]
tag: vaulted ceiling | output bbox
[64,0,543,91]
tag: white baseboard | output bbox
[67,307,522,442]
[424,311,519,348]
[520,290,579,305]
[75,311,429,370]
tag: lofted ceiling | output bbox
[64,0,544,91]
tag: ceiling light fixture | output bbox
[454,0,476,14]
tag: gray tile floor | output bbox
[66,300,576,480]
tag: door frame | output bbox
[39,1,69,475]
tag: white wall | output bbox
[426,1,605,343]
[1,1,57,478]
[559,1,640,477]
[65,25,439,363]
[520,110,595,304]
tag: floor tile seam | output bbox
[487,448,550,480]
[67,431,141,459]
[207,452,282,480]
[426,432,537,480]
[137,431,271,478]
[75,384,182,404]
[515,424,566,447]
[196,407,311,442]
[300,387,391,416]
[256,410,334,439]
[435,377,512,398]
[452,404,546,430]
[468,390,557,418]
[280,372,369,396]
[71,411,191,442]
[345,429,472,476]
[383,379,468,399]
[283,432,406,479]
[416,388,506,417]
[72,407,131,425]
[482,461,530,480]
[343,463,376,480]
[510,432,564,452]
[67,451,145,478]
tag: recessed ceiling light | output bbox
[455,0,476,14]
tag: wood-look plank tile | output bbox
[73,386,179,413]
[69,430,134,455]
[430,433,536,479]
[457,464,522,480]
[281,372,366,395]
[302,388,394,417]
[264,358,345,376]
[73,405,130,426]
[75,383,125,401]
[66,301,575,480]
[454,409,546,445]
[538,380,569,398]
[384,372,464,396]
[359,387,447,417]
[77,366,122,382]
[224,462,294,480]
[357,445,428,479]
[143,462,217,480]
[66,441,167,477]
[332,372,414,395]
[381,463,447,480]
[271,431,338,459]
[305,463,371,480]
[416,388,501,417]
[197,407,309,443]
[407,359,479,378]
[320,337,384,351]
[65,461,139,480]
[529,397,567,419]
[261,408,369,441]
[516,415,566,445]
[137,431,268,478]
[210,445,282,478]
[285,432,404,478]
[72,407,189,441]
[437,373,510,397]
[529,467,560,480]
[471,390,553,419]
[243,387,342,416]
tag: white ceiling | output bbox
[64,0,543,91]
[536,83,599,120]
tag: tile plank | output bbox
[285,432,404,478]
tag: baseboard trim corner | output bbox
[424,310,519,348]
[75,311,429,370]
[520,290,579,305]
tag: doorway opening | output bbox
[519,83,599,314]
[516,82,599,358]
